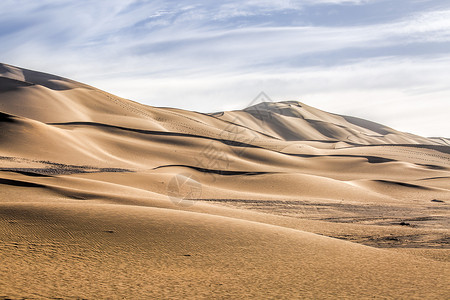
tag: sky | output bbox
[1,0,449,137]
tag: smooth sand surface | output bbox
[1,63,449,299]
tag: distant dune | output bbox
[1,63,449,299]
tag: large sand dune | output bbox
[1,63,449,299]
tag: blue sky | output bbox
[1,0,450,137]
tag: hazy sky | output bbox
[1,0,449,137]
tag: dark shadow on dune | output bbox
[216,117,281,140]
[307,119,351,140]
[0,111,17,123]
[0,63,10,74]
[375,180,430,190]
[418,176,450,181]
[285,152,396,164]
[1,63,91,91]
[340,115,392,135]
[345,155,394,164]
[243,107,391,142]
[153,164,271,176]
[21,68,79,91]
[416,163,447,170]
[207,111,224,117]
[0,77,34,93]
[0,178,45,188]
[243,110,311,141]
[1,170,53,177]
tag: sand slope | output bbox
[1,63,449,299]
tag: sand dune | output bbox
[1,63,449,299]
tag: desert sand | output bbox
[0,63,449,299]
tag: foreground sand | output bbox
[0,63,449,299]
